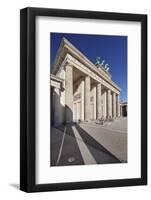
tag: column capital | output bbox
[112,91,116,96]
[64,60,73,69]
[65,63,73,68]
[107,89,111,94]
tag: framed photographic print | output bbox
[20,7,147,192]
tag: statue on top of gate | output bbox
[95,57,110,72]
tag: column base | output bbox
[107,116,113,121]
[84,119,90,123]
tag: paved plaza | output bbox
[50,117,127,166]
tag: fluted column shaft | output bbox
[84,76,90,121]
[96,83,102,119]
[112,92,116,118]
[107,89,112,119]
[116,94,120,117]
[65,65,73,123]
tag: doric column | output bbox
[84,76,90,121]
[93,85,97,120]
[116,94,120,117]
[53,88,61,126]
[104,90,107,118]
[112,92,116,118]
[81,78,85,121]
[65,64,73,123]
[96,83,102,119]
[120,104,122,116]
[107,89,112,119]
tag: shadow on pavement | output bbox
[51,124,84,166]
[75,124,121,164]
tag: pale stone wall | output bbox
[73,79,82,95]
[81,79,85,121]
[60,89,65,123]
[56,67,65,79]
[51,75,65,126]
[66,54,120,95]
[96,83,102,119]
[116,95,120,117]
[90,85,97,120]
[53,88,63,126]
[73,78,82,122]
[84,76,91,121]
[65,65,73,123]
[110,92,113,118]
[93,85,96,120]
[107,89,112,119]
[112,92,116,118]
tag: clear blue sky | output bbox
[50,33,127,102]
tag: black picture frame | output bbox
[20,7,147,192]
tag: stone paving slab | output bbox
[50,118,126,166]
[79,118,127,162]
[51,127,84,166]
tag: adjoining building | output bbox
[120,102,127,117]
[51,38,121,126]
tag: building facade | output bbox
[120,102,127,117]
[51,38,121,126]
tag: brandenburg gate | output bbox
[51,38,121,126]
